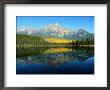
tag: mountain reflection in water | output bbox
[16,46,94,74]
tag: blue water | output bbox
[16,57,94,74]
[16,47,94,74]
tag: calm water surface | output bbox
[16,46,94,74]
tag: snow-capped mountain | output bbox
[17,23,94,40]
[17,27,37,35]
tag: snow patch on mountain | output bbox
[17,23,94,40]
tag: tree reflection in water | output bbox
[16,46,94,68]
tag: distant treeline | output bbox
[16,34,94,48]
[69,38,94,46]
[16,34,49,48]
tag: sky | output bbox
[16,16,94,33]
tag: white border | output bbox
[5,4,107,87]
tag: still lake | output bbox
[16,46,94,74]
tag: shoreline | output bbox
[16,45,94,48]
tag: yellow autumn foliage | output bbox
[44,37,72,44]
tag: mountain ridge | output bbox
[17,23,94,40]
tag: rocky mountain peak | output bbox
[17,23,94,40]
